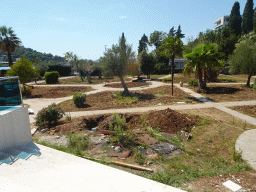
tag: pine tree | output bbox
[168,26,176,38]
[242,0,254,34]
[138,34,148,54]
[175,25,185,38]
[254,9,256,32]
[228,1,242,36]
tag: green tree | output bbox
[138,50,155,79]
[138,34,148,54]
[253,10,256,32]
[101,33,135,95]
[149,31,167,48]
[175,25,185,39]
[0,26,21,66]
[6,58,39,91]
[230,32,256,87]
[228,1,242,36]
[184,43,225,89]
[162,37,183,95]
[242,0,254,34]
[216,26,239,60]
[168,26,176,38]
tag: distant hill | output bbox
[0,46,65,63]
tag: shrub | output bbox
[35,103,65,128]
[251,82,256,90]
[162,77,172,82]
[134,147,146,165]
[73,93,86,107]
[44,71,60,84]
[21,87,32,97]
[188,79,198,86]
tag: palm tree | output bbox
[162,37,183,95]
[183,43,225,89]
[0,26,21,66]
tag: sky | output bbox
[1,0,250,61]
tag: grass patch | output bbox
[113,93,139,104]
[162,78,172,82]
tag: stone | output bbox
[114,146,122,153]
[150,142,179,154]
[55,136,60,139]
[89,135,110,145]
[41,128,49,133]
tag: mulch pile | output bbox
[104,82,151,88]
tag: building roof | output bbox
[213,15,229,24]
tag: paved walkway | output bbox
[24,76,256,171]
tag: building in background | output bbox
[213,15,230,30]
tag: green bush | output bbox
[35,103,65,128]
[44,71,60,84]
[251,82,256,90]
[73,93,86,107]
[188,79,198,86]
[21,87,32,97]
[162,77,172,82]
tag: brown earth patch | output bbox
[104,82,151,88]
[58,85,198,112]
[24,86,93,98]
[187,171,256,192]
[230,105,256,118]
[189,84,256,102]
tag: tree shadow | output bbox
[129,92,155,102]
[204,86,240,94]
[75,104,91,108]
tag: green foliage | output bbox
[251,82,256,90]
[175,25,185,39]
[66,132,89,156]
[100,33,135,94]
[254,11,256,33]
[233,150,243,162]
[242,0,254,35]
[109,114,134,145]
[0,26,21,66]
[168,26,176,38]
[162,77,172,82]
[35,103,65,128]
[127,60,139,77]
[6,58,39,90]
[113,93,138,104]
[73,93,86,107]
[228,2,242,36]
[66,112,72,121]
[33,60,49,77]
[138,50,155,78]
[44,71,60,84]
[21,87,32,96]
[230,32,256,86]
[134,147,146,165]
[138,34,149,54]
[188,79,198,86]
[149,31,167,48]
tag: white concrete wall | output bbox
[0,106,32,150]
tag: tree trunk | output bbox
[147,74,150,79]
[119,75,129,96]
[7,50,13,66]
[197,64,205,89]
[87,72,92,84]
[246,75,251,87]
[171,55,175,95]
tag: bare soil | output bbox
[104,82,151,88]
[190,84,256,102]
[188,171,256,192]
[58,85,198,112]
[23,86,93,98]
[230,105,256,118]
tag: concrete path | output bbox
[0,142,185,192]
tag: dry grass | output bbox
[229,105,256,119]
[197,84,256,102]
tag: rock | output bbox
[91,127,98,131]
[89,135,110,145]
[108,149,131,158]
[114,146,122,153]
[41,128,49,133]
[150,142,179,154]
[180,131,192,141]
[55,136,60,139]
[135,134,159,145]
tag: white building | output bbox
[213,15,230,30]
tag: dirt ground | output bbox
[189,84,256,102]
[230,105,256,119]
[104,82,151,88]
[187,171,256,192]
[58,85,198,112]
[23,86,93,98]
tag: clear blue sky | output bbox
[1,0,250,60]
